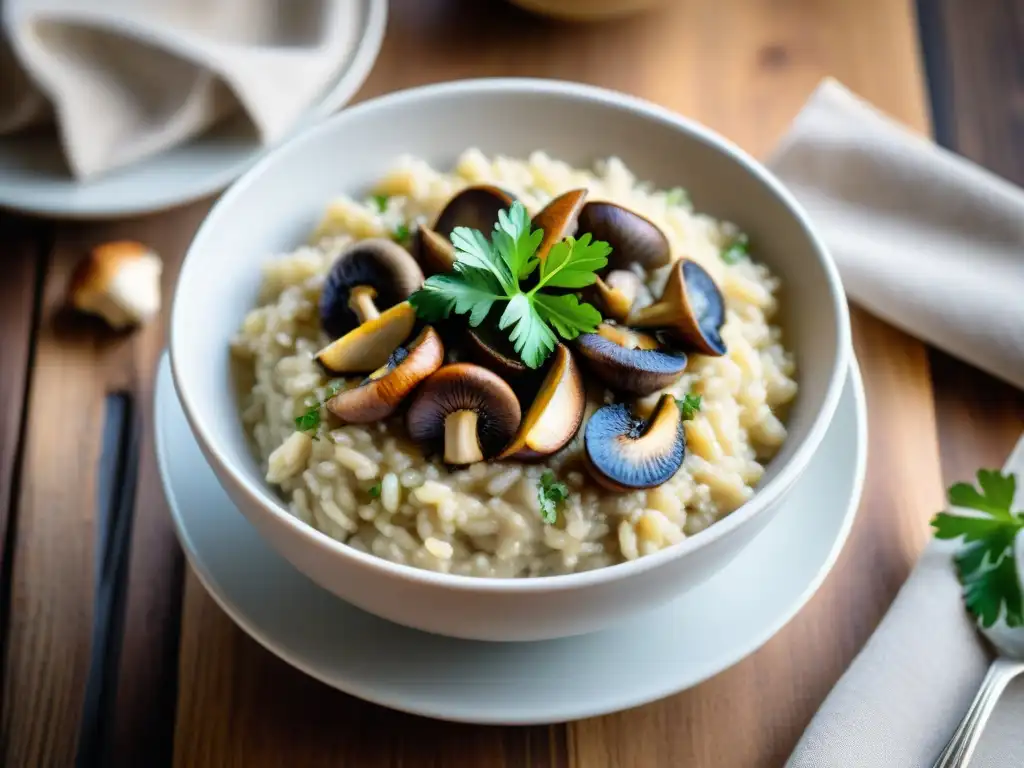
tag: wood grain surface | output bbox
[0,0,1020,766]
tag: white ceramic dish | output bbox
[0,0,386,220]
[170,78,851,642]
[155,352,867,723]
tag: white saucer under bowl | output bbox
[0,1,386,220]
[154,352,867,724]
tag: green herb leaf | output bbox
[451,226,515,293]
[536,233,610,290]
[294,408,321,434]
[371,194,389,212]
[676,393,702,420]
[533,293,601,340]
[410,270,504,327]
[721,232,749,265]
[499,293,557,369]
[392,223,411,244]
[930,469,1024,628]
[538,469,569,525]
[368,483,382,498]
[407,201,608,369]
[492,201,544,280]
[665,187,689,208]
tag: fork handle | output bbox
[934,658,1024,768]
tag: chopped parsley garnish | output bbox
[391,222,411,244]
[293,380,344,438]
[676,393,702,421]
[931,469,1024,628]
[409,201,607,368]
[368,483,382,498]
[665,187,690,208]
[371,194,390,212]
[538,470,569,525]
[721,232,749,265]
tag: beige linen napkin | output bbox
[0,0,360,179]
[768,79,1024,392]
[771,81,1024,768]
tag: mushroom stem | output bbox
[627,299,675,330]
[349,285,381,323]
[444,410,484,465]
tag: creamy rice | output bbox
[231,150,798,578]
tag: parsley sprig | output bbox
[676,393,702,421]
[294,380,344,438]
[931,469,1024,628]
[538,470,569,525]
[409,202,608,368]
[721,232,749,265]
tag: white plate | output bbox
[0,1,386,220]
[155,353,867,724]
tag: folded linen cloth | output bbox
[0,0,360,179]
[768,79,1024,392]
[771,80,1024,768]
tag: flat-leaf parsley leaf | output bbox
[676,393,702,421]
[538,470,569,525]
[294,380,344,437]
[721,232,749,265]
[931,469,1024,628]
[408,201,607,368]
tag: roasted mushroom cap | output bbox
[406,363,522,465]
[465,325,528,377]
[326,327,445,423]
[315,301,417,374]
[584,394,685,492]
[593,269,644,323]
[574,323,687,396]
[498,345,584,460]
[577,202,672,270]
[415,185,516,276]
[532,188,587,260]
[628,259,727,356]
[320,239,424,338]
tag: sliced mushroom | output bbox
[415,185,516,276]
[326,327,444,422]
[415,226,457,275]
[315,301,417,374]
[498,345,584,460]
[532,188,587,260]
[465,321,528,377]
[584,394,685,492]
[627,259,727,356]
[406,363,522,465]
[577,201,671,270]
[320,239,423,338]
[574,323,687,396]
[592,269,643,323]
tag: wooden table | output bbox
[1,1,1022,766]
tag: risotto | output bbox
[230,149,798,578]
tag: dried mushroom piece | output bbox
[416,185,515,275]
[531,188,587,261]
[315,297,417,374]
[406,363,522,466]
[592,269,643,323]
[69,241,162,329]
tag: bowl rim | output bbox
[170,76,852,594]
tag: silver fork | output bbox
[933,658,1024,767]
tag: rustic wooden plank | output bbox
[0,215,44,699]
[171,0,945,765]
[917,0,1024,481]
[0,201,210,767]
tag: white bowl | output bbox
[170,79,850,642]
